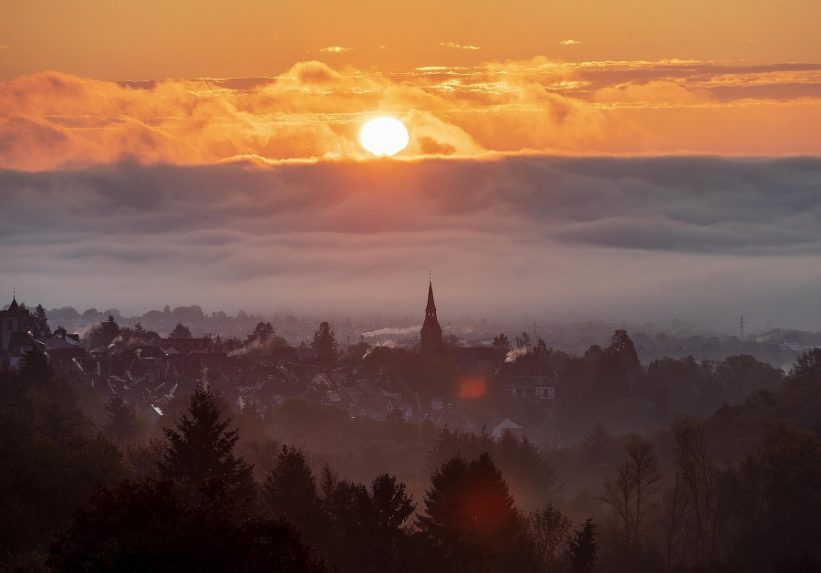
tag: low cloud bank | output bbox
[2,156,821,329]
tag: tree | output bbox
[714,355,783,404]
[88,315,120,348]
[789,348,821,383]
[492,333,512,353]
[515,332,531,348]
[244,322,287,355]
[262,445,323,536]
[418,454,530,572]
[49,480,326,573]
[34,303,51,336]
[312,322,337,366]
[169,322,193,339]
[670,416,735,567]
[369,473,415,537]
[568,518,597,573]
[596,330,643,402]
[161,388,255,507]
[733,422,821,572]
[104,395,138,444]
[601,436,661,548]
[0,360,121,560]
[247,321,275,343]
[528,504,571,571]
[319,472,416,573]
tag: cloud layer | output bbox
[3,156,821,329]
[1,58,820,170]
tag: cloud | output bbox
[559,40,582,46]
[0,58,819,170]
[2,156,821,328]
[319,46,351,54]
[439,42,481,51]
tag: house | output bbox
[490,418,524,440]
[40,326,86,374]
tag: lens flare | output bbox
[458,377,487,400]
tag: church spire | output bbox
[8,290,19,312]
[420,275,442,353]
[426,280,436,315]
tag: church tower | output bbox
[420,280,443,353]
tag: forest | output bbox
[2,338,821,572]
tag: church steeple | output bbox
[420,277,442,353]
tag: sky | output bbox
[1,1,821,331]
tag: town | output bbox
[1,279,793,449]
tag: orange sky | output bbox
[1,0,820,167]
[2,0,820,80]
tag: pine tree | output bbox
[568,518,597,573]
[104,395,138,443]
[312,321,338,366]
[161,388,255,506]
[418,454,529,572]
[369,473,415,534]
[169,322,193,339]
[34,304,51,336]
[262,445,322,535]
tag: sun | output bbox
[359,116,409,156]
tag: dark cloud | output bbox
[2,156,821,328]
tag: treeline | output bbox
[0,351,594,572]
[3,348,821,572]
[501,330,784,439]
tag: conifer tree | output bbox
[312,321,338,365]
[263,445,322,535]
[161,388,255,506]
[418,454,530,572]
[568,518,598,573]
[34,304,51,336]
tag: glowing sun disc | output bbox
[360,116,409,156]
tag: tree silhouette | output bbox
[34,303,51,336]
[262,445,323,537]
[733,422,821,572]
[88,315,120,348]
[601,436,660,548]
[370,473,415,534]
[528,503,571,571]
[789,348,821,384]
[49,479,326,573]
[492,333,512,353]
[568,518,597,573]
[169,322,193,339]
[319,472,415,573]
[247,321,275,343]
[161,388,255,507]
[418,454,530,572]
[312,322,337,366]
